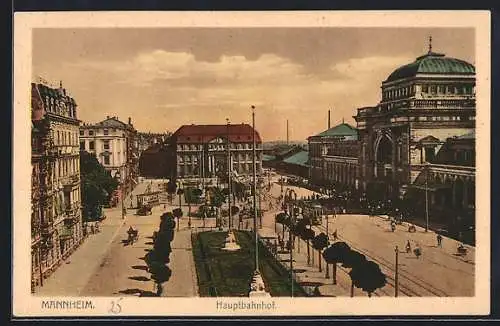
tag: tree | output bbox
[172,208,183,231]
[148,260,172,296]
[312,233,329,272]
[322,241,351,284]
[301,227,315,265]
[349,260,387,297]
[80,151,118,222]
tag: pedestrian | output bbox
[437,234,443,248]
[333,229,338,241]
[414,243,422,259]
[405,240,411,253]
[90,223,95,234]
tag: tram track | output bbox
[314,223,448,297]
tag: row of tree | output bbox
[275,212,387,297]
[144,212,176,296]
[323,241,387,297]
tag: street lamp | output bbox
[226,118,232,231]
[251,106,258,271]
[115,172,125,220]
[285,188,297,297]
[394,245,399,297]
[424,162,430,232]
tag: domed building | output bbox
[354,43,475,241]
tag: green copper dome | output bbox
[385,52,475,83]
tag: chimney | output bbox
[286,119,289,145]
[328,110,331,129]
[128,117,132,125]
[106,115,110,119]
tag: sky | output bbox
[32,28,474,141]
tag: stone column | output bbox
[451,179,457,208]
[463,178,469,209]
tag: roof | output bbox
[95,117,129,129]
[262,154,276,161]
[172,124,261,143]
[456,130,475,140]
[283,150,309,167]
[312,123,358,138]
[385,52,475,83]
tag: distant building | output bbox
[31,80,84,292]
[308,123,359,191]
[137,132,171,153]
[170,124,263,179]
[138,143,170,178]
[79,116,139,192]
[276,150,310,179]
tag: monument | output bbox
[249,270,271,297]
[221,230,241,251]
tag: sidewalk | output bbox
[160,203,203,297]
[35,183,142,296]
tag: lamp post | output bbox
[325,212,330,279]
[251,106,258,271]
[226,118,232,231]
[425,163,429,232]
[285,188,297,297]
[395,245,399,297]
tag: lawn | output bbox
[192,230,307,297]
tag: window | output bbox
[104,155,110,165]
[425,147,435,162]
[422,85,428,93]
[80,130,84,136]
[89,141,95,150]
[438,85,445,94]
[103,140,110,150]
[89,130,94,136]
[104,129,109,135]
[80,141,85,150]
[430,86,437,94]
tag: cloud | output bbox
[57,50,414,140]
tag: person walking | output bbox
[405,240,412,253]
[333,229,338,241]
[414,243,422,259]
[437,234,443,248]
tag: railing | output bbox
[410,99,475,109]
[61,175,79,186]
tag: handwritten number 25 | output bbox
[109,298,123,314]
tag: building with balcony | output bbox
[79,116,139,193]
[170,124,263,180]
[308,123,360,191]
[353,44,475,240]
[31,79,84,292]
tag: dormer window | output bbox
[104,129,109,135]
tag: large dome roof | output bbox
[384,52,475,83]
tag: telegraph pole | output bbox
[252,105,258,272]
[226,118,231,230]
[425,163,429,232]
[395,245,399,297]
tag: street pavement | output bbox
[257,177,475,297]
[35,179,200,297]
[36,181,147,296]
[35,175,474,298]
